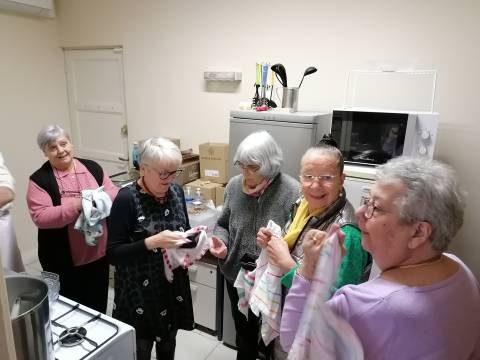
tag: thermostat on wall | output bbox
[204,71,242,81]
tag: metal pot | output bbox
[6,275,53,360]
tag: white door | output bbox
[64,48,128,176]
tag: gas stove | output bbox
[50,296,136,360]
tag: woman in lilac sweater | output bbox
[280,157,480,359]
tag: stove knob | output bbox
[421,129,431,140]
[418,145,428,155]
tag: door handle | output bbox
[120,124,128,137]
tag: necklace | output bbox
[139,177,168,203]
[55,161,81,198]
[382,255,444,274]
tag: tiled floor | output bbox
[25,259,237,360]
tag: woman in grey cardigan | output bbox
[210,131,300,360]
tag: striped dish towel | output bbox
[288,232,364,360]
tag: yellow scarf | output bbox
[283,199,323,249]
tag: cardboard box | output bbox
[215,185,225,206]
[166,137,181,148]
[175,160,200,186]
[199,143,229,184]
[184,179,223,205]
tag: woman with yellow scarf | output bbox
[256,143,369,358]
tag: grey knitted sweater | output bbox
[214,173,300,284]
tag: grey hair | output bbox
[233,131,283,178]
[37,125,71,151]
[301,144,344,173]
[140,137,182,168]
[376,156,466,252]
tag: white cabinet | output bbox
[189,261,217,331]
[344,176,374,207]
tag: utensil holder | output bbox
[281,87,299,112]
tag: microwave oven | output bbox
[331,109,439,166]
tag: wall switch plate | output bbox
[204,71,242,81]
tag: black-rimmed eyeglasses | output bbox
[147,166,183,180]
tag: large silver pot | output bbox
[6,275,53,360]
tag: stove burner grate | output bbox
[59,327,88,347]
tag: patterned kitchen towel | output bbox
[74,186,112,246]
[288,232,364,360]
[234,220,284,345]
[161,226,210,282]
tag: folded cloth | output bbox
[74,186,112,246]
[161,226,210,282]
[288,232,363,360]
[234,220,284,345]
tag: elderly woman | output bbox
[280,157,480,359]
[107,137,193,360]
[210,130,300,360]
[257,142,369,358]
[27,125,118,312]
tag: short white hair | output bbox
[233,131,283,178]
[37,125,71,151]
[140,137,182,168]
[376,156,466,252]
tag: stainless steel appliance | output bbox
[331,108,439,166]
[50,296,136,360]
[6,275,52,360]
[221,278,236,347]
[221,109,331,347]
[229,110,332,179]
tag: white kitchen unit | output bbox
[343,164,376,207]
[189,260,217,331]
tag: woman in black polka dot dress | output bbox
[107,137,193,360]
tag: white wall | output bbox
[0,11,69,263]
[1,0,479,279]
[55,0,480,277]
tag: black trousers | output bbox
[136,330,177,360]
[56,256,109,313]
[226,280,270,360]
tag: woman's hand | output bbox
[256,227,272,248]
[209,236,228,259]
[267,236,296,273]
[73,198,82,212]
[145,230,186,250]
[298,224,345,280]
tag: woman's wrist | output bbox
[144,236,156,251]
[279,257,297,274]
[297,263,315,281]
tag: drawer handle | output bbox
[188,265,198,274]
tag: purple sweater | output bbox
[281,254,480,359]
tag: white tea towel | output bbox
[74,186,112,246]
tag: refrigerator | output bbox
[220,109,332,347]
[229,110,332,179]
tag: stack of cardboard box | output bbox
[183,142,229,207]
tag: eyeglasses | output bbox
[234,161,260,173]
[147,165,183,180]
[299,174,338,185]
[361,197,393,219]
